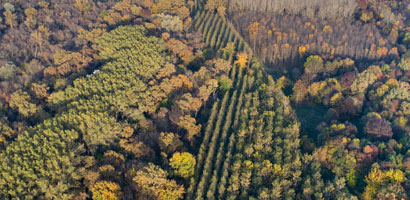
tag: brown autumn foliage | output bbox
[228,10,396,71]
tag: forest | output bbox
[0,0,409,199]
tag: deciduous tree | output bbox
[169,152,196,179]
[218,75,233,92]
[304,55,324,74]
[133,163,185,200]
[9,90,40,118]
[235,52,248,68]
[177,115,201,143]
[159,132,183,155]
[90,181,122,200]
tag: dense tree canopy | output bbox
[1,0,410,199]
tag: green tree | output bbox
[60,111,123,153]
[0,62,17,81]
[304,55,324,74]
[170,152,196,179]
[0,124,82,199]
[0,117,15,146]
[398,51,410,71]
[218,75,233,92]
[9,90,40,118]
[0,25,171,199]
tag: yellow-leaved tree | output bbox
[90,181,122,200]
[169,152,196,179]
[235,52,248,68]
